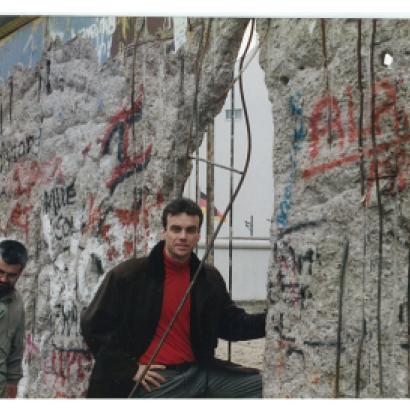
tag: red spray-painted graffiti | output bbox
[81,189,164,261]
[8,202,33,241]
[81,192,103,237]
[42,348,93,397]
[25,333,40,363]
[303,77,410,203]
[98,85,153,194]
[9,157,64,197]
[50,350,93,384]
[0,157,65,240]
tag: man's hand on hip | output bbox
[133,364,166,392]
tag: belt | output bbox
[164,362,195,371]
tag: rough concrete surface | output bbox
[2,16,410,399]
[258,19,410,398]
[0,17,248,397]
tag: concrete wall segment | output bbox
[0,17,248,397]
[259,18,410,398]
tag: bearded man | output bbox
[0,239,27,399]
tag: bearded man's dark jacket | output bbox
[80,240,266,398]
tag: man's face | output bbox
[0,257,22,296]
[162,213,201,263]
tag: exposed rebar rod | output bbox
[210,19,271,110]
[188,156,243,175]
[9,77,13,122]
[37,68,42,102]
[183,19,212,183]
[206,121,215,265]
[195,147,200,204]
[131,18,145,257]
[125,35,174,50]
[335,239,349,398]
[320,18,332,147]
[370,18,384,396]
[194,144,199,255]
[357,20,366,199]
[355,18,367,398]
[127,18,255,399]
[228,67,235,363]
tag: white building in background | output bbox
[184,36,274,301]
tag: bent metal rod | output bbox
[127,19,256,398]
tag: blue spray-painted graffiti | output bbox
[48,17,116,64]
[0,17,117,83]
[0,20,44,82]
[276,93,307,227]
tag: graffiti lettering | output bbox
[54,303,78,337]
[80,187,164,261]
[43,181,76,217]
[7,157,64,197]
[98,85,152,194]
[309,95,345,159]
[309,79,404,160]
[274,312,295,343]
[296,248,320,275]
[53,215,74,241]
[303,78,410,202]
[275,243,319,309]
[47,349,93,384]
[51,300,86,351]
[364,148,410,204]
[0,133,40,173]
[8,201,33,241]
[81,192,104,236]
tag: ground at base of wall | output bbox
[215,300,265,370]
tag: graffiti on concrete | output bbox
[0,133,40,173]
[7,202,33,241]
[82,187,164,260]
[43,182,76,217]
[5,157,64,198]
[272,241,320,309]
[98,85,153,195]
[303,77,410,205]
[42,348,93,397]
[276,93,307,227]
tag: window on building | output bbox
[225,108,242,120]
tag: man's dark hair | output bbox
[0,239,28,269]
[162,197,203,229]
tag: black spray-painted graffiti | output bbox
[51,299,87,352]
[0,133,40,173]
[43,181,78,242]
[54,302,78,338]
[43,181,76,217]
[53,215,74,241]
[272,241,320,309]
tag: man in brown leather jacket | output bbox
[81,198,266,398]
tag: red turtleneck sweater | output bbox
[139,251,195,365]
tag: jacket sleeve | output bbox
[213,269,266,341]
[7,307,25,383]
[80,269,123,357]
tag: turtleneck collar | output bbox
[163,248,190,271]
